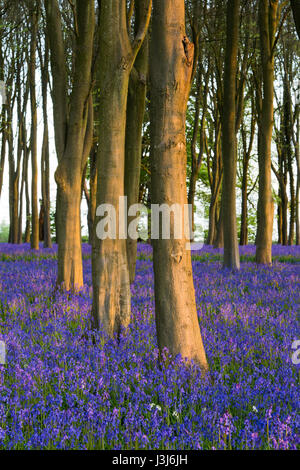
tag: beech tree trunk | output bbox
[214,194,224,248]
[45,0,94,289]
[296,110,300,245]
[188,64,209,239]
[207,110,222,245]
[284,73,295,245]
[92,0,151,335]
[221,0,240,269]
[39,38,52,248]
[24,146,31,244]
[256,0,277,264]
[125,0,149,284]
[240,100,256,246]
[149,0,208,371]
[29,2,39,250]
[0,39,6,199]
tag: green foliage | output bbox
[0,221,9,243]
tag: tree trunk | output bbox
[284,75,295,245]
[295,109,300,245]
[125,0,149,284]
[187,65,209,239]
[149,0,208,371]
[214,192,224,248]
[240,169,248,246]
[29,2,39,250]
[8,114,20,244]
[0,110,6,199]
[256,0,277,264]
[240,101,256,246]
[221,0,240,269]
[24,146,31,243]
[88,145,97,245]
[92,0,151,335]
[207,114,222,245]
[45,0,95,289]
[39,39,52,248]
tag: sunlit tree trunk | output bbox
[149,0,208,371]
[92,0,151,335]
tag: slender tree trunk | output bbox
[295,110,300,245]
[187,65,208,239]
[0,34,5,198]
[29,3,39,250]
[8,113,20,244]
[283,75,295,244]
[207,116,222,245]
[87,145,97,245]
[214,198,224,248]
[92,0,151,334]
[24,146,31,244]
[0,110,6,198]
[240,102,256,246]
[240,172,248,246]
[149,0,208,371]
[125,0,149,284]
[221,0,240,269]
[40,41,52,248]
[256,0,277,264]
[18,122,28,244]
[277,199,283,244]
[45,0,95,289]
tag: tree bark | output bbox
[92,0,151,335]
[45,0,95,289]
[240,100,256,245]
[295,108,300,245]
[39,37,52,248]
[125,0,149,284]
[256,0,277,264]
[149,0,208,371]
[221,0,240,269]
[29,1,39,250]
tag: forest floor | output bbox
[0,243,299,449]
